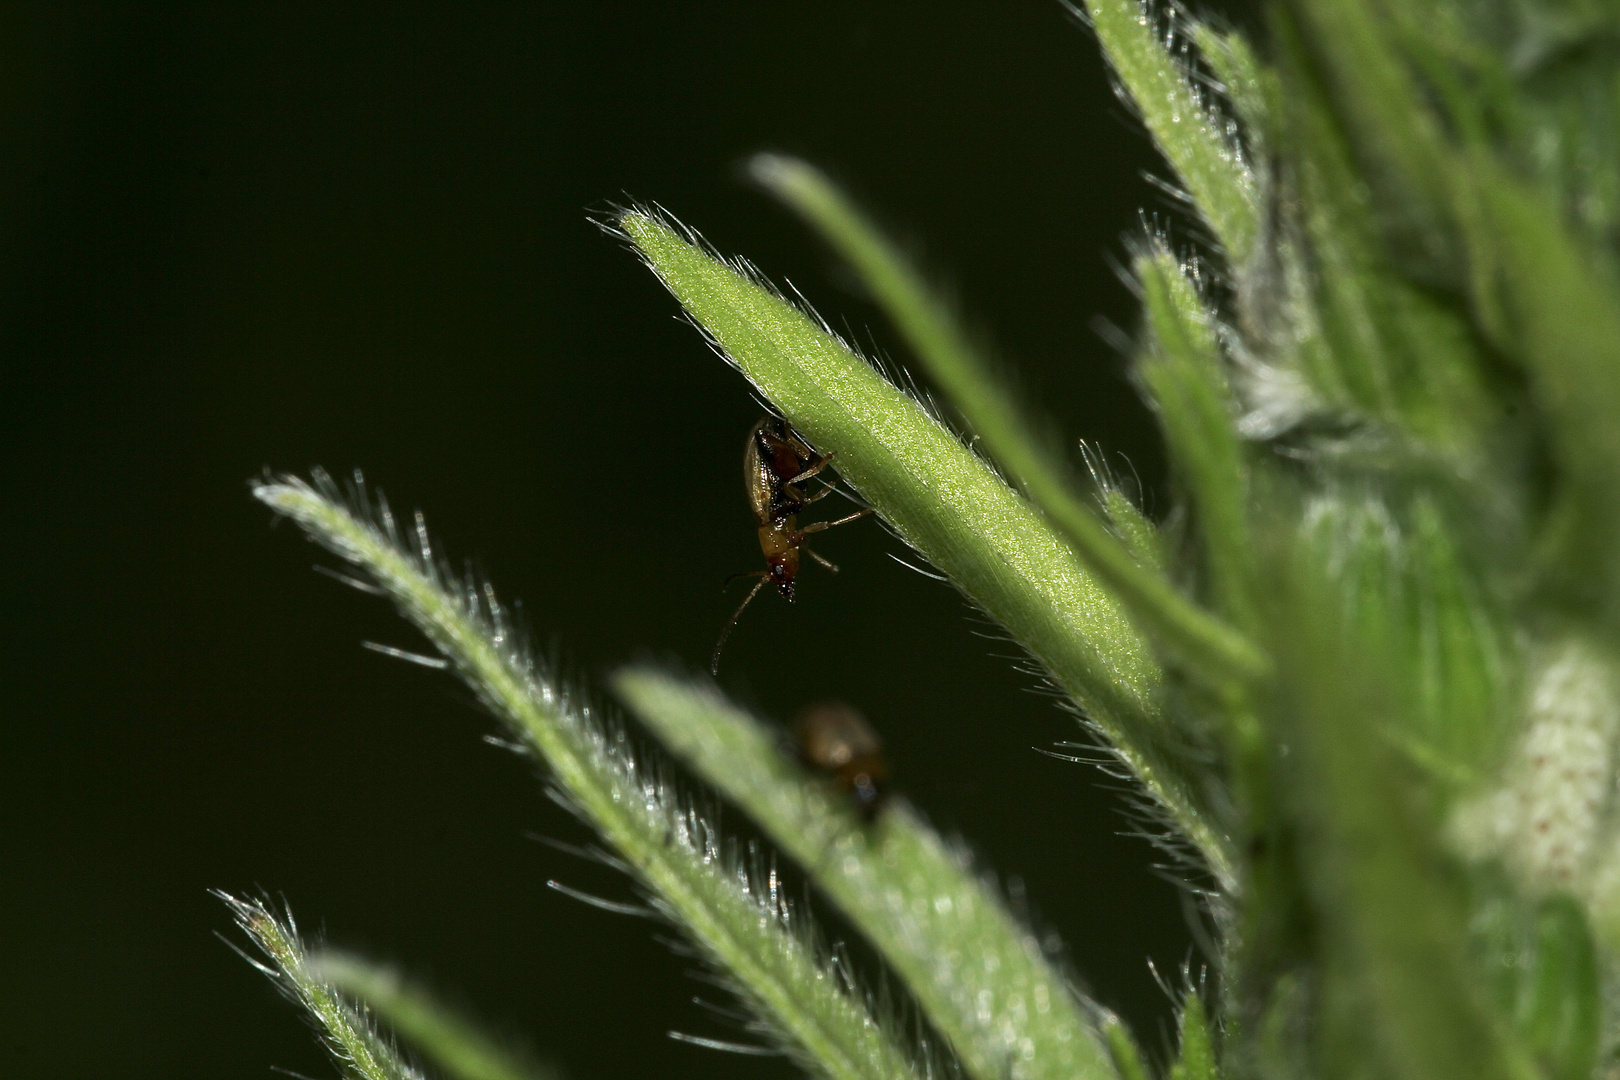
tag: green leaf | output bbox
[253,474,925,1080]
[748,156,1267,694]
[1286,0,1620,620]
[219,894,424,1080]
[1292,490,1512,794]
[1135,249,1253,631]
[1102,487,1168,576]
[1270,12,1497,462]
[617,208,1238,882]
[1465,883,1601,1080]
[1471,169,1620,621]
[309,952,557,1080]
[1082,0,1258,262]
[1190,23,1272,159]
[1404,496,1510,779]
[1169,993,1217,1080]
[1520,896,1600,1080]
[1278,0,1463,284]
[1264,545,1538,1080]
[1101,1016,1151,1080]
[613,668,1122,1080]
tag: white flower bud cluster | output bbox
[1453,637,1620,895]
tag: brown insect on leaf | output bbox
[711,415,873,674]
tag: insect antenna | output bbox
[711,573,769,675]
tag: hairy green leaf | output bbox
[1521,896,1601,1080]
[309,952,557,1080]
[254,474,925,1080]
[617,208,1237,883]
[750,155,1267,691]
[220,894,424,1080]
[1170,994,1217,1080]
[1264,548,1537,1080]
[1082,0,1258,261]
[614,668,1126,1080]
[1136,250,1253,631]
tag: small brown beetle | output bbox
[710,415,872,674]
[795,702,889,817]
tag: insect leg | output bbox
[798,507,875,535]
[802,546,840,574]
[712,574,770,675]
[783,452,835,486]
[798,479,841,504]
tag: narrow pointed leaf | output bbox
[254,474,924,1080]
[619,208,1235,882]
[1082,0,1257,261]
[1521,897,1600,1080]
[1279,0,1463,281]
[1101,1017,1152,1080]
[220,894,424,1080]
[750,156,1267,690]
[1103,487,1168,575]
[1190,24,1271,155]
[309,952,557,1080]
[614,668,1122,1080]
[1472,170,1620,620]
[1170,995,1217,1080]
[1136,251,1253,630]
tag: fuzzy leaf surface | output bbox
[310,952,558,1080]
[619,209,1234,882]
[1082,0,1257,261]
[750,155,1267,691]
[220,894,425,1080]
[615,668,1125,1080]
[254,474,924,1080]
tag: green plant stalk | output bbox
[219,894,423,1080]
[254,474,924,1080]
[614,668,1123,1080]
[750,155,1267,689]
[309,952,555,1080]
[618,210,1235,885]
[1082,0,1257,262]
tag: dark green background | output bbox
[3,4,1251,1078]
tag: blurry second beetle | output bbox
[795,702,890,818]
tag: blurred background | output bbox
[2,4,1254,1078]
